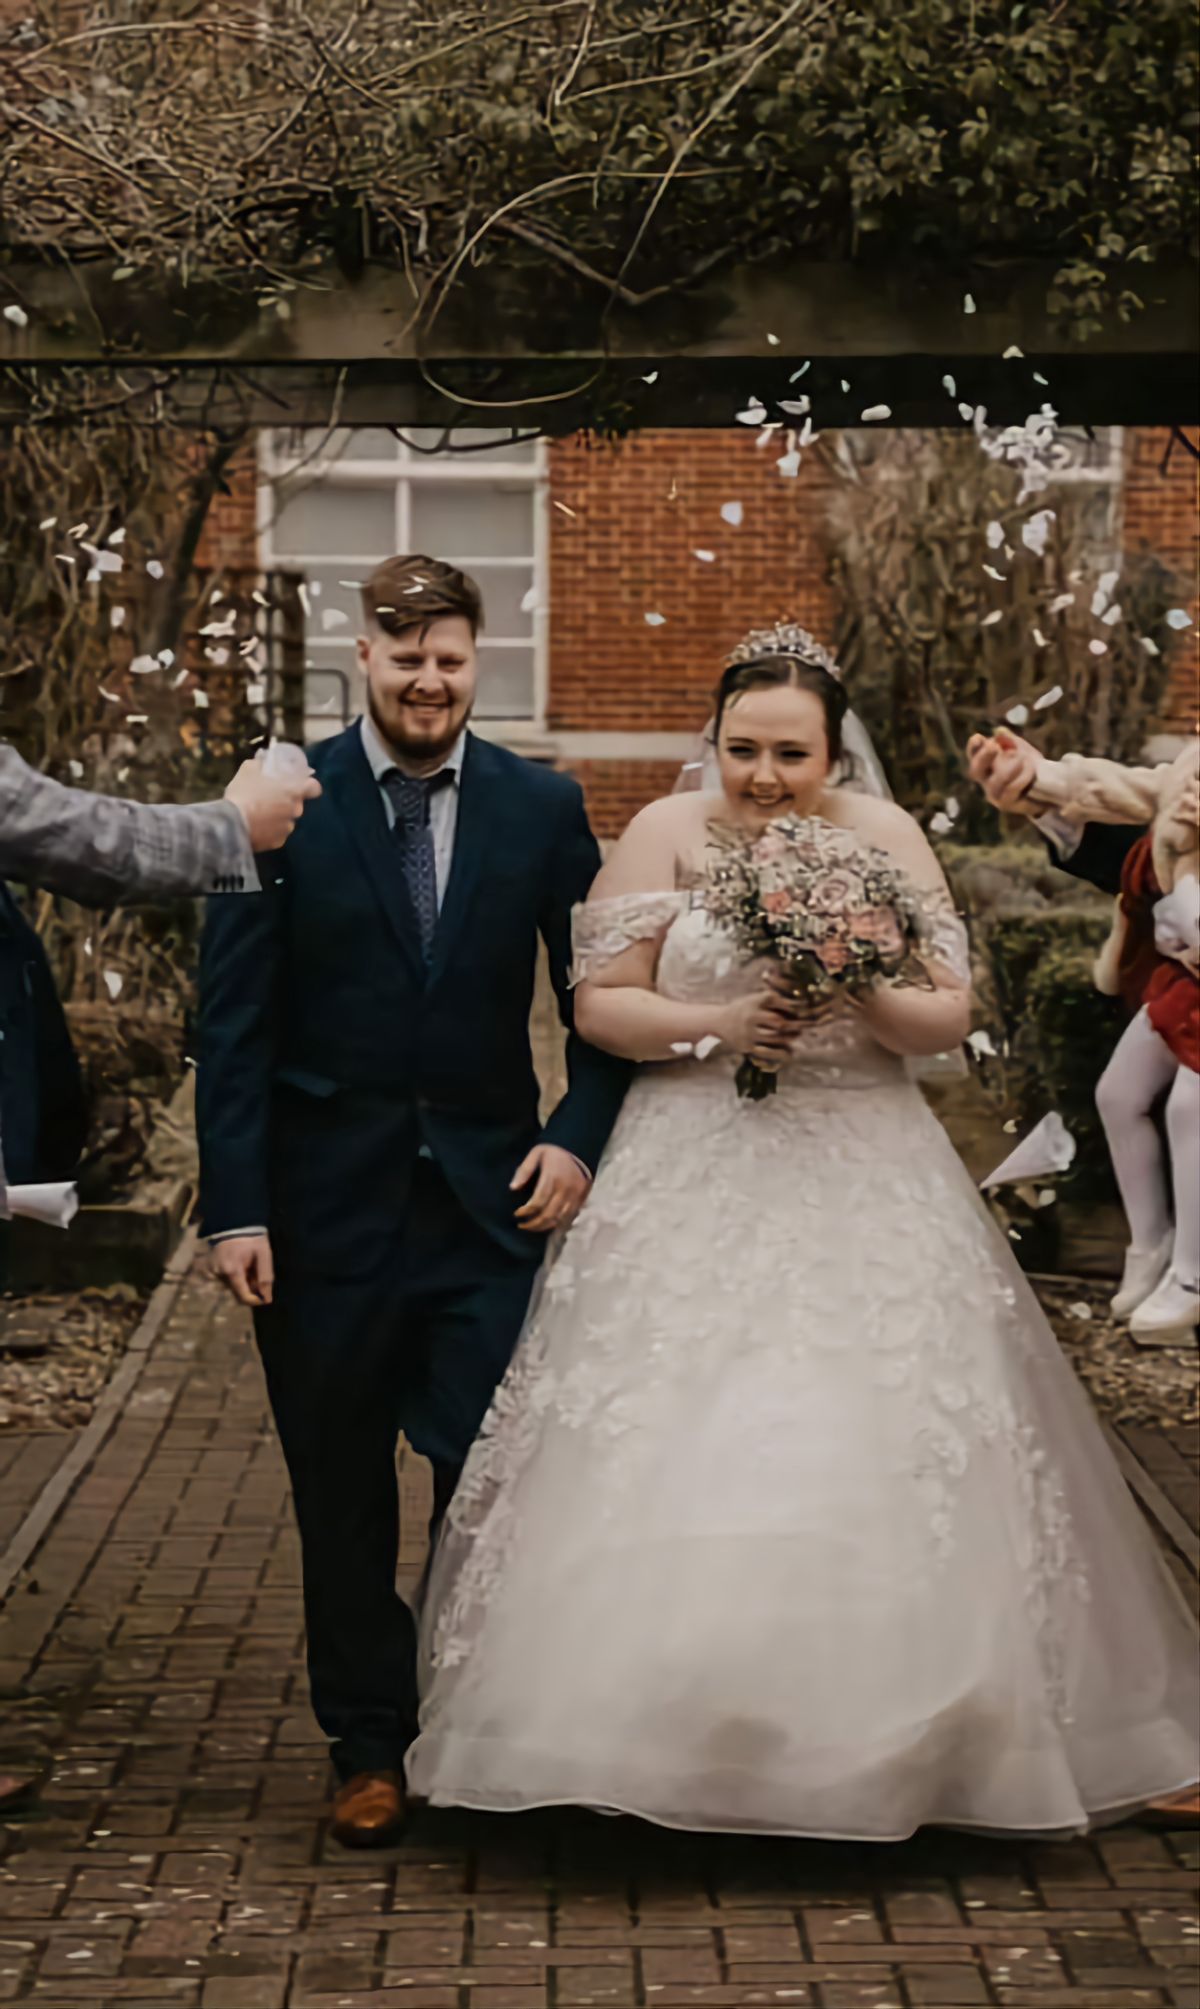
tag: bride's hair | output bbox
[712,652,850,766]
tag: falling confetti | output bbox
[943,374,957,397]
[1006,703,1030,725]
[983,565,1006,582]
[736,399,768,426]
[1101,604,1122,626]
[963,293,977,314]
[776,449,801,478]
[1033,684,1063,710]
[693,549,716,563]
[929,812,954,836]
[110,607,125,629]
[1021,509,1055,556]
[967,1029,997,1059]
[980,610,1003,627]
[1140,636,1161,656]
[193,689,210,708]
[779,396,810,417]
[1088,639,1108,656]
[642,370,659,384]
[520,585,538,613]
[3,304,28,328]
[766,332,780,346]
[720,501,743,527]
[1068,1302,1093,1321]
[789,362,811,381]
[129,655,158,675]
[146,559,164,579]
[840,379,851,394]
[38,515,57,531]
[860,404,891,422]
[321,609,348,630]
[644,611,666,627]
[1166,608,1194,630]
[553,500,577,519]
[1048,593,1075,615]
[986,521,1005,549]
[1032,627,1049,648]
[1003,345,1024,359]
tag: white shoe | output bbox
[1111,1234,1172,1319]
[1129,1271,1200,1344]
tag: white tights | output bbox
[1096,1008,1200,1290]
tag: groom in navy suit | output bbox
[196,555,630,1843]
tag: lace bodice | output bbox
[571,880,971,1069]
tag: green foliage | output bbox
[1,0,1194,339]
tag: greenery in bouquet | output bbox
[697,816,929,1101]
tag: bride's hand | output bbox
[718,986,802,1063]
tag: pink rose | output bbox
[762,889,794,915]
[850,907,904,956]
[816,938,852,972]
[809,868,865,915]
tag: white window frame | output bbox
[257,429,549,737]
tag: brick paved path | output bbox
[0,1257,1196,2009]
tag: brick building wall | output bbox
[198,425,1197,834]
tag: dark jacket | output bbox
[196,725,631,1275]
[1045,819,1144,899]
[0,881,88,1185]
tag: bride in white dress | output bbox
[406,628,1199,1840]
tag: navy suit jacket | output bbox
[0,881,87,1186]
[1045,819,1143,898]
[196,725,631,1275]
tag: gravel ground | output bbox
[1038,1272,1199,1429]
[0,1286,147,1430]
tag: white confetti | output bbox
[1166,608,1194,630]
[1006,703,1030,726]
[1139,636,1161,656]
[693,549,716,563]
[124,714,148,727]
[146,559,164,579]
[694,1035,722,1060]
[943,374,957,397]
[945,796,960,818]
[1033,371,1049,385]
[967,1029,997,1059]
[644,611,666,626]
[520,585,538,613]
[980,610,1003,627]
[103,970,124,1000]
[986,521,1005,549]
[110,606,125,629]
[860,404,891,422]
[1033,684,1063,710]
[1037,1188,1057,1208]
[157,648,174,667]
[1003,344,1024,359]
[193,688,210,707]
[720,501,743,527]
[38,515,57,531]
[789,362,811,381]
[840,378,851,394]
[1048,593,1075,615]
[983,565,1006,582]
[1098,568,1120,599]
[766,332,780,346]
[1068,1302,1093,1321]
[68,760,84,779]
[3,304,28,328]
[958,402,975,422]
[736,399,767,426]
[321,609,348,630]
[779,395,810,416]
[929,812,954,836]
[963,292,977,314]
[246,680,267,704]
[776,449,801,478]
[1088,639,1108,656]
[1101,603,1122,626]
[1021,509,1055,556]
[129,654,158,675]
[109,528,126,545]
[641,370,658,384]
[98,687,121,704]
[1032,627,1049,648]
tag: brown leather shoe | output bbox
[330,1769,407,1848]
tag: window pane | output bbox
[272,481,396,558]
[409,481,531,559]
[474,644,534,719]
[471,564,534,638]
[403,427,536,462]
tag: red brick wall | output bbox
[194,442,258,572]
[1122,428,1198,732]
[547,431,838,736]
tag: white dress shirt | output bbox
[1035,810,1084,862]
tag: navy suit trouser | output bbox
[254,1155,541,1782]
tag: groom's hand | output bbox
[212,1233,275,1307]
[511,1145,590,1235]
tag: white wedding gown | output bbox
[407,889,1200,1839]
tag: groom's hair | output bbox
[361,555,484,640]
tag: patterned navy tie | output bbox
[383,769,453,960]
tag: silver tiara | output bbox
[725,623,842,681]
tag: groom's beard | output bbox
[367,688,470,770]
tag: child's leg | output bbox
[1095,1009,1178,1249]
[1165,1065,1200,1290]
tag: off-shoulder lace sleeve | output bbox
[570,891,688,986]
[911,883,972,987]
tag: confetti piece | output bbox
[129,655,159,675]
[766,332,780,346]
[146,559,164,579]
[670,1042,695,1057]
[321,609,348,630]
[983,565,1006,582]
[1003,345,1024,359]
[3,304,28,328]
[980,610,1003,627]
[68,760,84,779]
[963,292,977,314]
[943,374,957,397]
[38,515,56,531]
[642,370,658,384]
[193,689,210,707]
[1048,592,1075,615]
[1033,683,1063,709]
[109,528,126,545]
[789,362,811,381]
[946,796,960,817]
[1021,509,1055,555]
[1166,608,1193,629]
[860,404,891,422]
[644,611,665,626]
[736,399,767,425]
[958,402,975,422]
[1006,703,1030,725]
[777,449,801,478]
[1088,639,1108,655]
[720,501,743,527]
[779,396,810,416]
[986,521,1005,549]
[693,549,716,563]
[1068,1302,1093,1320]
[157,648,174,667]
[98,687,121,704]
[967,1029,997,1058]
[1101,603,1122,626]
[929,812,954,835]
[840,378,850,394]
[694,1035,722,1060]
[1033,371,1049,385]
[1037,1188,1057,1207]
[1003,1119,1019,1134]
[553,500,577,519]
[1140,636,1161,656]
[110,606,125,628]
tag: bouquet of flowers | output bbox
[696,815,928,1099]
